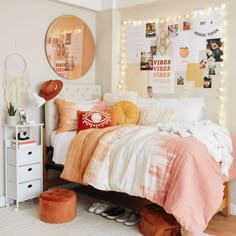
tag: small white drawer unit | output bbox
[4,123,43,210]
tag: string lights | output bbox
[119,4,226,126]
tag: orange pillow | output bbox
[111,100,140,125]
[55,98,108,134]
[77,110,116,132]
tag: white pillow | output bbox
[136,96,157,111]
[139,97,205,125]
[103,91,138,108]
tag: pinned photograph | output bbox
[175,71,186,85]
[208,63,216,75]
[183,20,191,31]
[207,38,223,62]
[140,52,153,70]
[204,76,212,88]
[199,58,208,69]
[168,24,179,37]
[147,86,153,98]
[146,23,156,38]
[150,40,157,56]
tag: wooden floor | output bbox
[205,212,236,236]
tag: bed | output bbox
[43,84,236,236]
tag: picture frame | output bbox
[19,110,27,125]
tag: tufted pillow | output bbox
[55,98,108,134]
[77,110,116,132]
[111,100,140,125]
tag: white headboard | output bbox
[45,84,102,146]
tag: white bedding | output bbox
[51,130,76,164]
[154,120,233,177]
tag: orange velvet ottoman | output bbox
[39,189,77,224]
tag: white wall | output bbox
[95,10,113,93]
[0,0,96,198]
[95,9,121,94]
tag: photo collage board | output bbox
[124,7,224,97]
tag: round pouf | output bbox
[39,189,77,224]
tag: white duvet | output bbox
[154,120,233,177]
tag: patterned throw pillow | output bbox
[55,98,108,134]
[77,110,116,132]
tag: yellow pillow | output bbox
[111,100,139,125]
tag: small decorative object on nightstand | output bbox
[7,102,17,125]
[4,123,44,211]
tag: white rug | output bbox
[0,193,214,236]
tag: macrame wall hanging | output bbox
[3,53,30,110]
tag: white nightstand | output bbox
[4,123,44,210]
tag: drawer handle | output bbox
[28,168,32,172]
[28,184,32,188]
[28,151,32,155]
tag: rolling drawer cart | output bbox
[4,123,43,210]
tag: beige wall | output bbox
[0,0,96,201]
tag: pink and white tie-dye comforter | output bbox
[61,125,236,236]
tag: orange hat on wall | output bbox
[39,80,63,101]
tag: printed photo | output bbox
[207,38,223,62]
[150,40,157,55]
[177,76,184,85]
[175,71,186,85]
[199,58,208,69]
[168,24,179,38]
[208,63,216,75]
[140,52,153,70]
[204,76,212,88]
[199,50,208,69]
[146,23,156,38]
[147,86,153,98]
[183,20,191,31]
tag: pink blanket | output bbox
[61,126,236,236]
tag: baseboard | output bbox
[0,196,15,207]
[230,203,236,215]
[0,196,5,207]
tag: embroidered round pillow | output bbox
[111,100,140,125]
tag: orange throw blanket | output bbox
[60,125,124,184]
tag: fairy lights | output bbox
[119,4,226,125]
[218,3,226,126]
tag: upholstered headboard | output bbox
[45,84,102,146]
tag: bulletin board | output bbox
[120,6,225,100]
